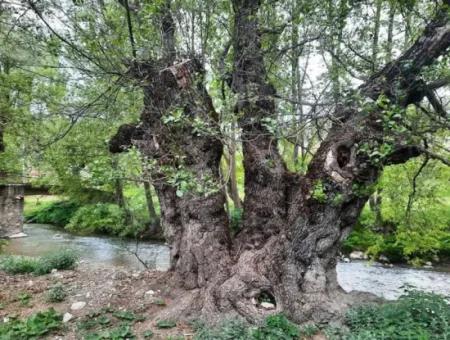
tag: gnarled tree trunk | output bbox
[111,0,450,324]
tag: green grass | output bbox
[0,249,78,275]
[0,308,62,339]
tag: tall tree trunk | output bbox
[371,0,382,71]
[143,180,160,235]
[111,0,450,324]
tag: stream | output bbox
[4,224,450,300]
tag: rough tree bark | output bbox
[111,0,450,324]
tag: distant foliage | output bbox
[25,201,80,226]
[344,159,450,263]
[0,249,78,275]
[65,203,126,236]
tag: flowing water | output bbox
[4,224,450,300]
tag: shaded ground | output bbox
[0,264,193,339]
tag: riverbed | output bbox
[4,224,450,300]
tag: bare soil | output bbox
[0,264,194,339]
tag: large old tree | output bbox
[107,0,450,323]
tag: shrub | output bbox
[25,201,80,226]
[0,308,62,339]
[34,249,78,275]
[0,249,78,275]
[0,256,41,274]
[46,283,67,302]
[65,203,126,236]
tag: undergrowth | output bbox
[0,249,78,275]
[0,308,62,339]
[194,291,450,340]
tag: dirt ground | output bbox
[0,264,195,339]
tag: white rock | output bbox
[260,302,275,310]
[86,292,91,298]
[379,255,389,263]
[63,313,74,323]
[71,301,86,311]
[349,251,366,260]
[51,269,58,274]
[8,232,28,239]
[3,317,9,323]
[343,257,351,263]
[251,298,257,305]
[145,290,155,296]
[27,280,34,287]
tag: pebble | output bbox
[63,312,74,323]
[71,301,86,311]
[145,290,155,296]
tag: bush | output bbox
[65,203,127,236]
[35,249,78,275]
[0,308,62,339]
[0,256,41,274]
[0,249,78,275]
[329,290,450,339]
[46,283,67,302]
[25,200,80,226]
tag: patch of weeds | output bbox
[84,322,135,340]
[0,308,62,339]
[78,318,99,331]
[0,256,41,274]
[17,292,32,307]
[46,283,67,302]
[193,319,251,340]
[252,314,299,339]
[151,298,166,306]
[333,290,450,339]
[142,330,153,338]
[34,249,78,275]
[0,249,78,275]
[156,319,177,329]
[167,336,184,340]
[299,323,320,337]
[113,310,145,322]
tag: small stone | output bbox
[379,255,389,263]
[423,262,433,269]
[27,280,33,287]
[71,301,86,311]
[260,302,275,310]
[3,317,9,323]
[51,269,58,274]
[251,298,257,305]
[53,234,63,239]
[145,290,155,296]
[343,257,351,263]
[63,313,74,323]
[86,292,91,298]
